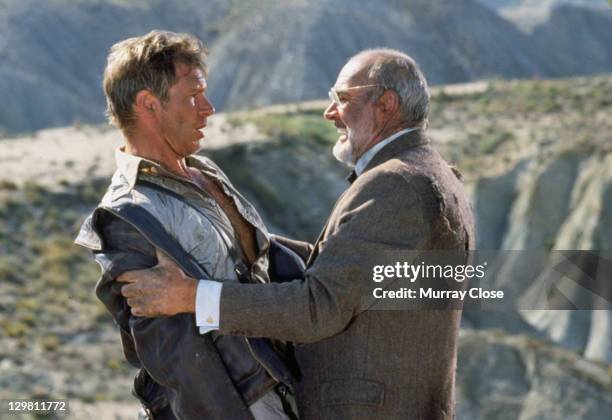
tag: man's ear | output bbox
[135,90,161,116]
[377,89,400,116]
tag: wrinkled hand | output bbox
[118,249,197,317]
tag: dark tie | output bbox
[346,170,357,184]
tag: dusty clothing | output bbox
[219,130,475,419]
[76,150,297,419]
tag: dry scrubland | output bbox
[1,75,611,418]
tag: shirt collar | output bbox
[114,147,214,191]
[115,147,148,191]
[354,128,417,176]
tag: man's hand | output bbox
[118,249,197,317]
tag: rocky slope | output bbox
[486,0,611,38]
[427,75,612,363]
[1,0,612,134]
[457,329,612,419]
[205,0,554,110]
[477,0,608,12]
[0,0,231,134]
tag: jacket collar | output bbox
[360,128,429,176]
[354,128,417,176]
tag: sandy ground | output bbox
[0,125,123,189]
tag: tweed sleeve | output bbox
[219,172,431,343]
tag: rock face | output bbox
[481,0,611,34]
[457,329,612,420]
[472,150,612,362]
[477,0,608,12]
[1,0,612,134]
[431,74,612,364]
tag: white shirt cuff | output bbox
[195,280,223,334]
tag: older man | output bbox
[121,48,475,419]
[75,31,301,419]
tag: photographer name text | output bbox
[371,261,504,300]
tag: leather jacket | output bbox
[75,150,299,419]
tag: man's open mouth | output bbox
[193,124,206,141]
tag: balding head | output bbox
[346,48,430,129]
[324,48,431,166]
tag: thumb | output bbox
[155,248,174,267]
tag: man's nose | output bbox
[323,101,338,120]
[199,95,215,116]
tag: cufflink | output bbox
[206,316,214,324]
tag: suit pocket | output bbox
[321,378,385,407]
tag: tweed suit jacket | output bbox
[220,129,475,419]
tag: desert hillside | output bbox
[1,75,611,418]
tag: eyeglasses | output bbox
[328,84,385,106]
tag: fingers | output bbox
[131,307,145,317]
[120,283,139,298]
[119,274,162,317]
[117,271,139,283]
[126,297,142,309]
[155,248,174,267]
[126,299,146,317]
[126,298,158,318]
[117,264,159,284]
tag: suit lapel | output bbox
[307,187,351,266]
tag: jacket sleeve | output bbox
[219,172,432,343]
[95,211,253,419]
[94,211,158,367]
[270,234,313,262]
[95,213,207,389]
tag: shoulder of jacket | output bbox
[357,160,426,192]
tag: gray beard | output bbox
[332,138,355,167]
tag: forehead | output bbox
[174,62,207,87]
[334,57,369,88]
